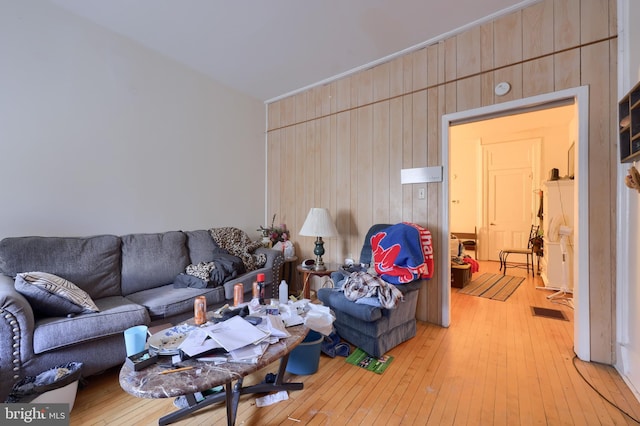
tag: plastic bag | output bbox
[304,304,335,336]
[5,362,83,403]
[272,240,295,258]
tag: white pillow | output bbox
[15,272,99,317]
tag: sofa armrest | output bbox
[255,247,283,267]
[255,247,285,285]
[220,248,284,300]
[0,275,35,400]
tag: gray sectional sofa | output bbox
[0,229,284,401]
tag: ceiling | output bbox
[49,0,532,102]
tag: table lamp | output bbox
[299,208,338,271]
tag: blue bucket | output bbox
[286,330,323,375]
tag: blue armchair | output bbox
[317,224,426,357]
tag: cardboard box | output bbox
[126,349,158,371]
[451,263,472,288]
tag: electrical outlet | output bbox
[418,188,425,199]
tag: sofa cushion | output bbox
[184,230,221,264]
[0,235,121,299]
[317,288,382,322]
[318,281,422,323]
[15,272,99,317]
[120,232,190,296]
[33,296,149,354]
[125,284,225,320]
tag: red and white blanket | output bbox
[371,222,434,284]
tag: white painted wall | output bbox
[616,0,640,400]
[450,138,479,233]
[0,0,265,239]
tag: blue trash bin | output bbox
[286,330,323,375]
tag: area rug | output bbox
[346,348,394,374]
[459,273,525,301]
[531,306,568,321]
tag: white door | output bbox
[484,139,540,261]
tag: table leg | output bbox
[158,390,226,425]
[239,353,304,394]
[157,356,303,425]
[302,272,311,299]
[225,380,243,426]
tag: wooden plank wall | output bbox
[266,0,618,363]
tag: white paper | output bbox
[255,390,289,407]
[282,312,305,327]
[197,355,229,364]
[265,314,290,338]
[229,341,269,363]
[304,304,335,335]
[178,328,223,357]
[203,315,269,352]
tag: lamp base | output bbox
[313,237,326,271]
[313,258,326,271]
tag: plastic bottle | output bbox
[256,273,266,304]
[279,280,288,305]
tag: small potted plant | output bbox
[258,215,290,250]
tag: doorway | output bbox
[440,87,590,361]
[483,138,541,261]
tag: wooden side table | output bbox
[296,263,338,299]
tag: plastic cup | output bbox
[124,325,148,357]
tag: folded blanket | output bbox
[209,227,266,271]
[462,256,479,273]
[343,271,403,309]
[371,222,434,284]
[183,252,246,287]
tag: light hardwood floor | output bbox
[69,261,640,425]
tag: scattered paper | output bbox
[203,315,269,352]
[255,390,289,407]
[229,341,269,363]
[280,310,305,327]
[178,328,222,357]
[265,314,290,338]
[197,355,228,364]
[305,304,335,335]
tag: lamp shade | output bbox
[299,208,338,238]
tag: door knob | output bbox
[490,223,496,226]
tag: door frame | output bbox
[440,86,590,361]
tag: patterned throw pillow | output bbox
[15,272,99,317]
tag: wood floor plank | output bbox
[69,261,640,425]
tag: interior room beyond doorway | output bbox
[449,104,576,262]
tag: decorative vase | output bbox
[260,230,272,248]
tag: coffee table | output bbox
[119,321,308,426]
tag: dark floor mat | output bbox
[531,306,568,321]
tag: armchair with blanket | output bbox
[317,223,433,357]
